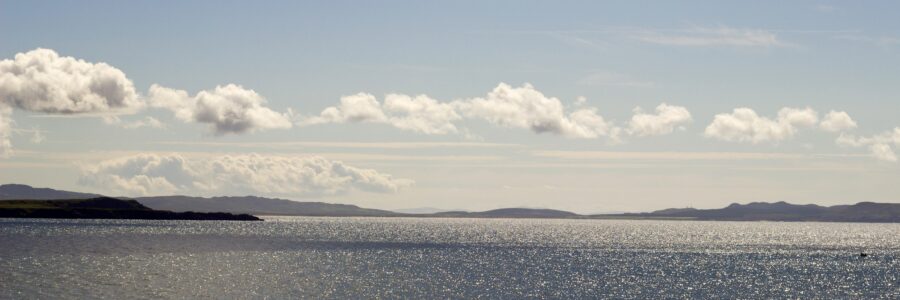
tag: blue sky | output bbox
[2,1,900,212]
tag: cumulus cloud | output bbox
[383,94,461,134]
[632,27,785,48]
[819,110,857,132]
[627,103,692,137]
[869,144,898,162]
[704,107,819,143]
[301,92,461,135]
[302,83,696,142]
[0,48,148,155]
[79,153,414,197]
[456,83,619,139]
[149,84,292,135]
[0,48,142,114]
[836,128,900,162]
[303,93,387,125]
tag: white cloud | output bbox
[79,153,414,197]
[302,83,699,142]
[103,116,166,129]
[0,48,142,114]
[632,26,784,48]
[627,103,692,137]
[835,133,866,148]
[301,93,461,135]
[836,128,900,162]
[456,83,619,139]
[79,154,191,195]
[383,94,461,134]
[869,144,897,162]
[704,107,818,143]
[0,48,147,155]
[149,84,292,135]
[0,105,12,157]
[819,110,857,132]
[303,93,387,125]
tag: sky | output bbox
[2,1,900,213]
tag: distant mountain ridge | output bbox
[433,208,579,218]
[0,184,101,200]
[0,184,398,217]
[605,201,900,223]
[136,195,400,217]
[2,184,900,222]
[391,207,460,214]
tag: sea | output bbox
[1,217,898,299]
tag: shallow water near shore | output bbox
[1,217,898,298]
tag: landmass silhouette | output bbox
[1,184,898,222]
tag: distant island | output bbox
[597,201,900,223]
[0,197,260,221]
[1,184,898,223]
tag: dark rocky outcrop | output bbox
[0,197,260,221]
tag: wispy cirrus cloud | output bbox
[833,34,900,47]
[155,141,521,150]
[103,116,166,129]
[491,26,793,49]
[630,26,786,48]
[531,150,816,161]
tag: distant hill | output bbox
[601,201,900,223]
[135,195,400,217]
[0,197,259,221]
[3,184,899,222]
[391,207,460,214]
[0,184,101,200]
[0,184,400,217]
[433,208,579,218]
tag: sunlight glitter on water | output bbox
[1,217,898,298]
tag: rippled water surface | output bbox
[1,217,898,299]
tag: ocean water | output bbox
[0,217,898,299]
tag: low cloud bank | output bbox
[79,153,414,197]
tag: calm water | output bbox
[0,217,898,299]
